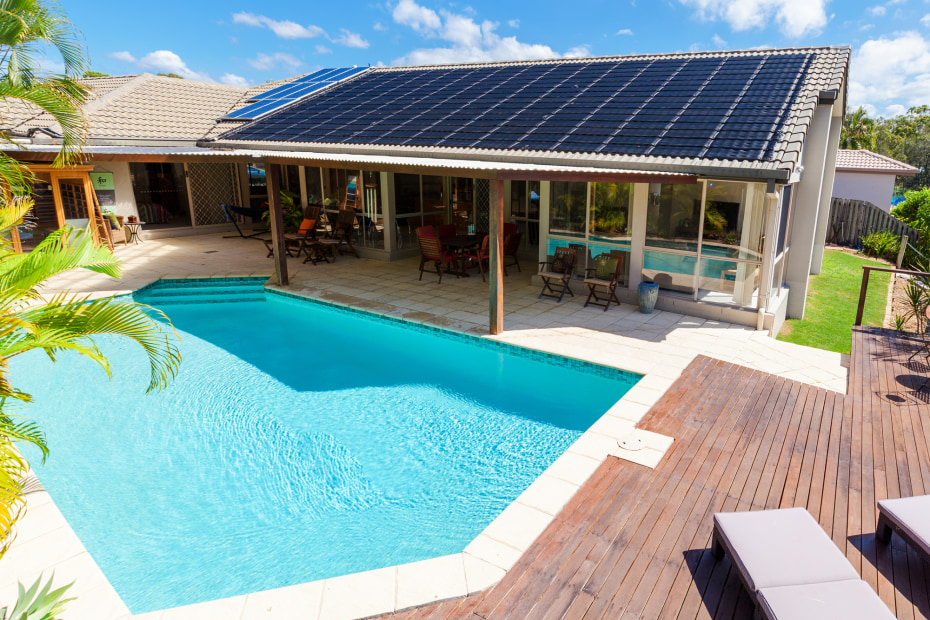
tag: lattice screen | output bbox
[474,178,489,233]
[187,163,241,226]
[59,180,88,220]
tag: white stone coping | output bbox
[1,289,676,620]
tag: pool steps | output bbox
[134,278,266,305]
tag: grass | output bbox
[777,249,891,354]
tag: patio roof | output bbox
[207,46,850,182]
[10,144,696,183]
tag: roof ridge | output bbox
[82,73,153,116]
[374,45,852,72]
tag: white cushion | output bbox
[879,495,930,556]
[714,507,859,591]
[758,580,894,619]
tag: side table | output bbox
[125,221,145,245]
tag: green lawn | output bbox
[777,250,891,354]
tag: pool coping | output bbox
[13,277,676,620]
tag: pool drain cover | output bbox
[617,435,645,451]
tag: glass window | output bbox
[511,182,526,218]
[776,185,792,255]
[590,182,632,242]
[247,163,266,209]
[304,167,323,206]
[323,168,350,209]
[646,183,702,251]
[451,177,473,233]
[422,175,445,213]
[129,162,192,229]
[550,181,586,237]
[697,258,761,306]
[644,250,696,294]
[701,181,766,261]
[359,171,384,249]
[395,173,421,215]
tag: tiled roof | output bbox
[835,149,918,175]
[3,73,301,141]
[212,46,849,177]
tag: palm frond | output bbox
[0,76,87,167]
[0,437,26,558]
[2,294,181,393]
[0,408,47,461]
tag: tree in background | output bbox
[840,106,876,150]
[82,70,108,78]
[874,106,930,191]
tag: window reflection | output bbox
[550,181,586,237]
[590,182,632,241]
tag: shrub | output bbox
[860,230,901,262]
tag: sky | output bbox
[61,0,930,119]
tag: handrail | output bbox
[855,265,930,325]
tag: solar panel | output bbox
[223,66,369,121]
[222,53,814,161]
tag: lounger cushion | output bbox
[878,495,930,555]
[757,580,894,619]
[714,507,859,591]
[539,270,569,280]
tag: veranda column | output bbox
[489,177,504,335]
[628,183,649,290]
[784,104,832,319]
[810,112,843,274]
[267,162,289,286]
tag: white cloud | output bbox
[232,12,325,39]
[508,19,520,28]
[392,1,586,65]
[374,21,388,31]
[885,104,906,117]
[332,29,370,48]
[247,52,303,71]
[108,51,136,63]
[220,73,250,87]
[922,14,930,27]
[565,45,591,58]
[868,6,886,16]
[315,44,333,54]
[677,0,829,38]
[712,33,728,47]
[617,28,633,35]
[137,50,210,80]
[848,31,930,112]
[393,0,442,33]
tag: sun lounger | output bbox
[877,494,930,560]
[712,507,894,619]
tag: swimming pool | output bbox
[13,279,639,613]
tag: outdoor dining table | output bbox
[440,234,481,277]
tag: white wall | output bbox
[91,162,137,219]
[832,171,896,212]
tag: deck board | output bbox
[382,327,930,619]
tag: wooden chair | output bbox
[438,224,457,239]
[417,233,459,283]
[319,209,360,258]
[503,222,517,236]
[584,251,627,311]
[503,231,522,275]
[538,247,576,302]
[463,235,491,281]
[416,225,436,238]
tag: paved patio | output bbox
[0,231,852,619]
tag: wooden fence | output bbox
[827,197,921,246]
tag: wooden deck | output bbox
[383,326,930,619]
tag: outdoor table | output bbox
[125,221,145,244]
[441,235,480,277]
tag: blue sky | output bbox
[66,0,930,118]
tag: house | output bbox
[0,72,298,243]
[5,46,851,335]
[832,149,918,212]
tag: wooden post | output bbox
[267,163,289,286]
[48,172,66,228]
[855,266,871,326]
[489,177,504,335]
[897,235,908,268]
[81,174,101,245]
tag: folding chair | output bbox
[584,251,627,311]
[538,247,576,302]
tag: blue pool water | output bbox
[12,279,638,613]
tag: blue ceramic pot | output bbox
[638,281,659,314]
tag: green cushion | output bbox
[595,255,619,280]
[105,213,120,230]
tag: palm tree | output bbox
[0,1,182,560]
[841,106,876,151]
[0,199,182,556]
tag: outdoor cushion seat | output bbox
[877,494,930,558]
[757,580,895,620]
[712,507,859,592]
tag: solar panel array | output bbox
[224,54,813,161]
[223,67,369,121]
